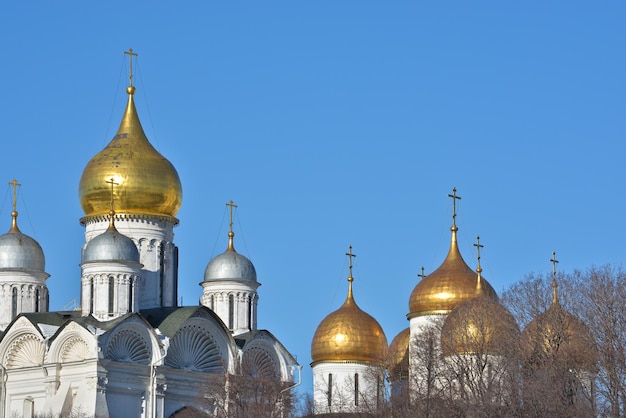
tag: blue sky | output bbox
[0,2,624,398]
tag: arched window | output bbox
[354,373,359,406]
[228,294,234,329]
[35,288,40,312]
[128,277,134,313]
[248,296,253,330]
[11,287,18,319]
[328,373,333,407]
[90,280,94,314]
[108,276,115,314]
[209,294,214,310]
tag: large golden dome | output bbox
[311,276,388,365]
[79,86,182,219]
[441,291,519,357]
[521,293,597,371]
[408,226,497,318]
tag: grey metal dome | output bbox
[83,228,139,263]
[204,251,257,282]
[203,232,256,282]
[0,230,45,271]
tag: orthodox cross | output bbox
[448,187,461,227]
[226,200,238,233]
[106,178,119,213]
[8,179,20,212]
[346,245,356,281]
[550,251,559,304]
[124,48,138,86]
[474,235,484,270]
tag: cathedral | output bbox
[0,52,299,418]
[310,189,597,416]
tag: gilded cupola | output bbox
[440,237,519,356]
[388,327,410,379]
[521,252,597,371]
[408,189,496,319]
[311,247,388,365]
[79,50,182,220]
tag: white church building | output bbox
[0,53,299,418]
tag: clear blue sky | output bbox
[0,1,624,399]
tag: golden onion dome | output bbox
[441,290,520,357]
[79,85,182,219]
[521,280,597,371]
[408,226,497,318]
[388,327,410,379]
[311,275,388,366]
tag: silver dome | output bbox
[0,231,45,271]
[204,251,257,282]
[83,229,139,263]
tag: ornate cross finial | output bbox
[346,245,357,282]
[226,200,238,234]
[550,251,559,305]
[417,266,426,280]
[448,187,462,227]
[8,179,21,212]
[124,48,139,86]
[474,235,484,270]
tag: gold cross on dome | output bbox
[448,187,462,227]
[8,179,21,212]
[226,200,238,233]
[550,251,559,304]
[474,235,484,269]
[346,245,357,281]
[124,48,139,86]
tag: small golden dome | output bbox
[408,227,497,318]
[441,294,520,356]
[311,276,388,365]
[521,301,597,371]
[79,86,182,219]
[388,327,410,379]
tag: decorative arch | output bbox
[105,328,151,364]
[242,346,280,380]
[5,333,45,368]
[166,324,224,373]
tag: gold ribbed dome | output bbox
[521,282,597,371]
[311,275,388,365]
[441,292,520,357]
[408,226,497,318]
[79,86,182,219]
[388,327,410,379]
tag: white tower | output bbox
[0,180,49,330]
[78,49,182,311]
[200,201,260,335]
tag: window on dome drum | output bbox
[209,294,214,310]
[128,277,133,313]
[11,287,17,319]
[35,288,40,312]
[248,297,252,330]
[228,294,234,329]
[328,373,333,407]
[108,276,115,314]
[90,281,94,314]
[354,373,359,406]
